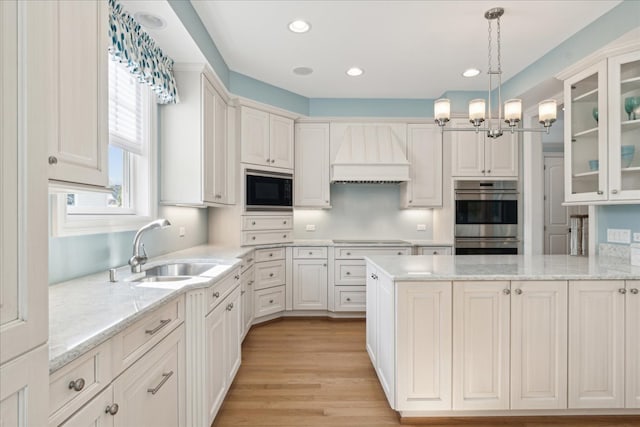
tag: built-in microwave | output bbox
[245,170,293,211]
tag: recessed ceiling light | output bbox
[346,67,364,77]
[462,68,481,77]
[293,67,313,76]
[133,12,166,30]
[288,20,311,33]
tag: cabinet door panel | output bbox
[397,282,452,411]
[206,303,227,424]
[212,92,228,202]
[404,125,442,207]
[202,76,216,203]
[568,280,624,408]
[511,281,567,409]
[376,273,395,408]
[485,133,518,177]
[225,289,242,384]
[365,267,378,366]
[451,122,484,177]
[59,385,114,427]
[293,260,328,310]
[269,115,294,169]
[453,281,510,410]
[626,280,640,408]
[295,123,330,207]
[240,107,269,166]
[49,0,108,187]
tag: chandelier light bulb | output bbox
[504,99,522,126]
[538,99,558,126]
[434,99,451,126]
[469,99,486,126]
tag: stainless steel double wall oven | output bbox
[454,181,519,255]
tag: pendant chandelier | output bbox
[434,7,557,138]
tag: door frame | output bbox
[543,152,567,254]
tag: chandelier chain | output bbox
[497,16,502,73]
[487,19,492,73]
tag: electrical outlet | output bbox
[634,232,640,242]
[306,224,316,231]
[416,224,427,231]
[179,227,186,237]
[607,228,631,244]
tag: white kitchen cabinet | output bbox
[396,282,452,411]
[416,246,452,255]
[113,325,186,427]
[451,120,518,178]
[161,68,232,206]
[365,266,378,366]
[293,259,328,310]
[240,106,294,170]
[401,124,442,207]
[0,345,48,427]
[453,281,510,410]
[59,385,115,427]
[47,0,109,188]
[253,285,286,318]
[241,265,255,339]
[225,289,242,385]
[376,271,396,408]
[295,123,330,207]
[626,280,640,408]
[205,298,227,423]
[1,0,48,372]
[564,50,640,203]
[568,280,625,409]
[510,281,568,410]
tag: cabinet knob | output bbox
[271,159,275,163]
[234,274,240,280]
[346,297,351,302]
[266,158,270,163]
[241,290,246,295]
[503,288,511,295]
[397,251,402,255]
[597,190,604,195]
[514,288,522,295]
[611,189,619,194]
[619,288,627,294]
[269,273,274,277]
[252,221,256,225]
[227,303,234,311]
[248,258,254,262]
[269,299,274,304]
[248,280,253,286]
[269,253,273,257]
[283,234,287,238]
[323,263,327,267]
[409,200,412,203]
[283,220,287,224]
[487,170,491,174]
[433,251,438,255]
[346,252,351,256]
[309,251,313,255]
[68,378,85,392]
[481,170,486,174]
[631,288,639,295]
[346,271,351,275]
[252,236,256,240]
[215,194,222,199]
[48,156,58,165]
[212,291,220,298]
[105,403,119,416]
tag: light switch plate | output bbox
[607,228,631,244]
[306,224,316,231]
[634,233,640,242]
[417,224,427,231]
[179,227,186,237]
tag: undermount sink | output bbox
[128,262,220,283]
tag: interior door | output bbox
[544,156,570,254]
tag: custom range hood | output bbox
[330,124,410,183]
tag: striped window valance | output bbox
[108,0,179,104]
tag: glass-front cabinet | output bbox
[564,50,640,203]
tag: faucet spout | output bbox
[129,219,171,273]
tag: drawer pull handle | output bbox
[269,299,274,304]
[619,288,627,294]
[234,274,240,280]
[269,273,274,277]
[346,271,351,275]
[147,371,174,395]
[227,303,234,311]
[212,291,220,298]
[145,319,171,335]
[631,288,639,295]
[105,403,119,416]
[68,378,85,392]
[346,297,351,302]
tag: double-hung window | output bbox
[53,58,157,235]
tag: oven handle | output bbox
[455,238,520,242]
[455,192,519,200]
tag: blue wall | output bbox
[597,204,640,245]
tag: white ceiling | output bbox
[191,0,622,99]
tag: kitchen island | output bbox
[365,255,640,419]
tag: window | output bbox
[52,59,157,236]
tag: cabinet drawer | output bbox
[207,268,241,314]
[417,246,452,255]
[242,230,292,246]
[335,260,366,285]
[254,259,285,290]
[334,286,366,312]
[335,247,411,259]
[112,295,184,374]
[254,285,285,318]
[293,246,328,259]
[254,247,286,262]
[242,215,293,231]
[240,250,255,272]
[49,341,112,425]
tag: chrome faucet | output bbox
[129,219,171,273]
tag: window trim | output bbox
[50,91,158,237]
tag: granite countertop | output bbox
[48,240,454,373]
[365,254,640,281]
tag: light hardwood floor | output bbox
[212,318,640,427]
